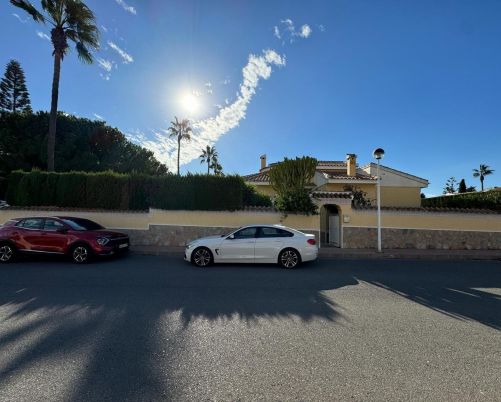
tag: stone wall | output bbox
[126,225,320,247]
[343,227,501,250]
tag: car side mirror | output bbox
[227,234,235,240]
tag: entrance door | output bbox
[329,215,340,247]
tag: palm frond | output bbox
[75,42,93,63]
[10,0,45,23]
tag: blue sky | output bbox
[1,0,500,195]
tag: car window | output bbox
[233,227,257,239]
[43,219,65,231]
[17,218,43,230]
[60,218,104,231]
[258,227,294,238]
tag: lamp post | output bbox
[373,148,385,252]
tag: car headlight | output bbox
[96,237,110,246]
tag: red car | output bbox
[0,216,129,264]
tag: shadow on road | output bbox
[0,255,357,400]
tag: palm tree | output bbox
[472,164,494,191]
[11,0,99,171]
[211,160,223,176]
[168,117,192,175]
[199,145,218,174]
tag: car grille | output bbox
[108,236,129,247]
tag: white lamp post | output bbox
[373,148,385,252]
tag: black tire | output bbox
[191,247,213,267]
[71,244,92,264]
[278,248,301,269]
[0,243,16,263]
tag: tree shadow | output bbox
[355,259,501,330]
[0,256,356,400]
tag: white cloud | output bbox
[318,24,326,32]
[36,31,51,41]
[129,49,286,171]
[101,25,109,32]
[299,24,312,38]
[108,41,134,64]
[274,19,313,43]
[99,73,111,81]
[12,13,28,23]
[93,113,105,121]
[222,78,231,85]
[115,0,136,15]
[97,58,113,72]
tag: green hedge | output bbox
[5,170,267,211]
[422,190,501,211]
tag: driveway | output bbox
[0,256,500,401]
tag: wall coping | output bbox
[353,206,500,215]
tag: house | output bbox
[243,154,429,246]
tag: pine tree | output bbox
[0,60,32,113]
[458,179,467,193]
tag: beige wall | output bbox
[0,208,320,231]
[252,184,277,197]
[380,187,422,208]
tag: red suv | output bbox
[0,216,129,264]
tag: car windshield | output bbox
[60,218,104,231]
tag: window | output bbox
[17,218,43,230]
[233,227,257,239]
[258,227,294,238]
[60,218,104,231]
[43,219,65,231]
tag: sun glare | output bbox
[180,92,200,115]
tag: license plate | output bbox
[119,243,128,249]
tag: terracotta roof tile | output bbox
[311,191,353,199]
[242,172,269,182]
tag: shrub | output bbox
[274,189,318,215]
[422,190,501,211]
[242,185,272,207]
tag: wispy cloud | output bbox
[100,73,111,81]
[93,113,105,121]
[274,19,313,44]
[101,25,109,32]
[129,50,285,171]
[36,31,51,41]
[318,24,326,32]
[12,13,28,23]
[108,41,134,64]
[115,0,136,15]
[97,58,113,72]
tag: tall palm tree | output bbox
[472,164,495,191]
[211,159,223,176]
[199,145,218,174]
[11,0,99,171]
[168,117,192,175]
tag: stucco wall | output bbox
[380,187,422,207]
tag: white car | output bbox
[184,224,318,268]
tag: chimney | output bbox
[346,154,357,177]
[260,154,267,170]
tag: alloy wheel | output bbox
[73,246,89,263]
[280,250,299,268]
[0,245,14,262]
[193,248,211,267]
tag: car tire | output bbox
[278,248,301,269]
[71,244,92,264]
[0,243,16,263]
[191,247,213,267]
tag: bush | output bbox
[422,190,501,211]
[242,185,272,207]
[274,189,318,215]
[5,170,248,211]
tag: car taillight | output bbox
[307,239,316,245]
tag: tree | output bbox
[211,159,223,176]
[168,116,192,175]
[199,145,218,174]
[0,60,32,113]
[472,164,494,191]
[11,0,100,172]
[458,179,467,193]
[269,156,318,215]
[443,177,457,194]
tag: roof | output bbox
[361,163,428,184]
[244,167,376,184]
[243,171,270,182]
[311,191,353,199]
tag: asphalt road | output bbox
[0,255,500,402]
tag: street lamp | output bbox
[373,148,385,252]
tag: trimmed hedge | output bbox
[422,190,501,211]
[5,170,268,211]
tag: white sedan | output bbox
[184,225,318,268]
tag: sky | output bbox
[1,0,500,196]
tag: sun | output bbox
[180,92,201,115]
